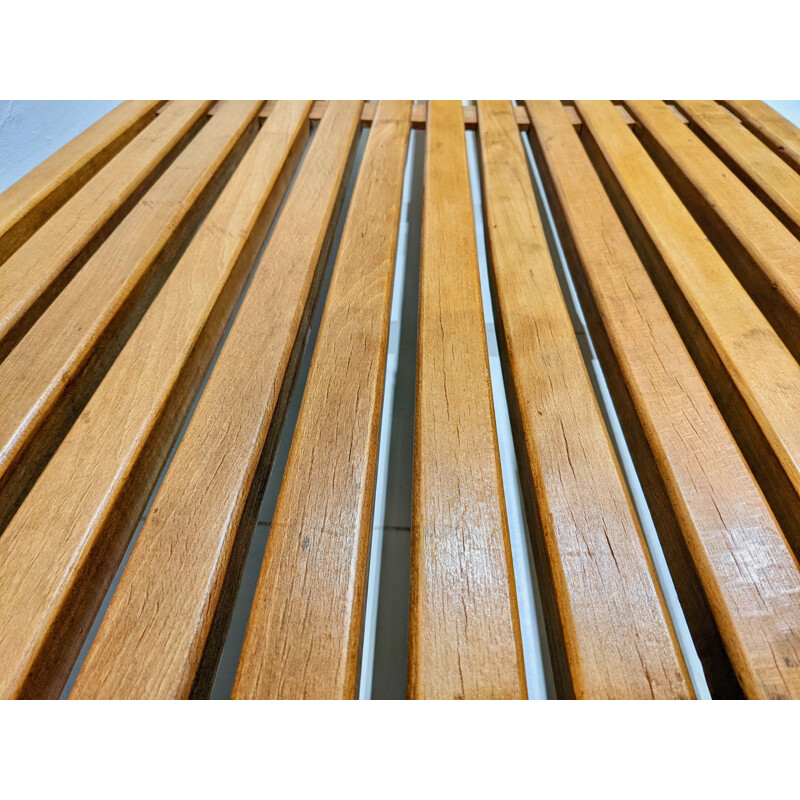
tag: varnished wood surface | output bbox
[2,98,799,701]
[0,101,310,698]
[722,100,800,174]
[0,101,211,360]
[407,101,526,700]
[674,100,800,237]
[0,101,162,266]
[232,101,412,700]
[70,101,363,700]
[624,100,800,363]
[476,100,692,699]
[0,100,261,534]
[576,100,800,558]
[527,100,800,699]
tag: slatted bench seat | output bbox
[1,99,799,699]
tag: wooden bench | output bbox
[1,99,799,699]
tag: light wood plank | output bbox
[527,100,800,699]
[624,100,800,363]
[0,100,211,359]
[721,100,800,175]
[70,101,363,699]
[0,101,311,699]
[675,100,800,237]
[0,100,261,534]
[232,101,412,700]
[407,100,526,700]
[576,99,800,560]
[476,100,692,699]
[0,101,163,265]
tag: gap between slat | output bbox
[358,123,420,699]
[208,125,370,699]
[465,123,555,700]
[516,107,711,700]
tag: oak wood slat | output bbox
[0,100,212,360]
[70,101,363,699]
[476,100,692,699]
[232,100,412,700]
[526,100,800,699]
[721,100,800,175]
[576,100,800,561]
[623,100,800,363]
[0,100,262,534]
[407,100,526,700]
[0,101,311,699]
[674,100,800,238]
[0,101,163,266]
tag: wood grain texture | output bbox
[576,100,800,561]
[0,101,311,699]
[0,100,211,360]
[407,101,526,700]
[527,100,800,699]
[70,101,363,700]
[674,100,800,238]
[623,100,800,363]
[232,100,412,700]
[721,100,800,175]
[0,101,163,266]
[476,100,692,699]
[0,100,262,535]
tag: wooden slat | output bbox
[576,100,800,559]
[0,101,311,699]
[0,101,163,265]
[721,100,800,174]
[232,101,412,700]
[674,100,800,237]
[0,100,262,534]
[527,100,800,699]
[70,101,363,700]
[476,100,692,699]
[623,100,800,363]
[407,101,526,700]
[0,100,211,360]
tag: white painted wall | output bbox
[0,100,120,193]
